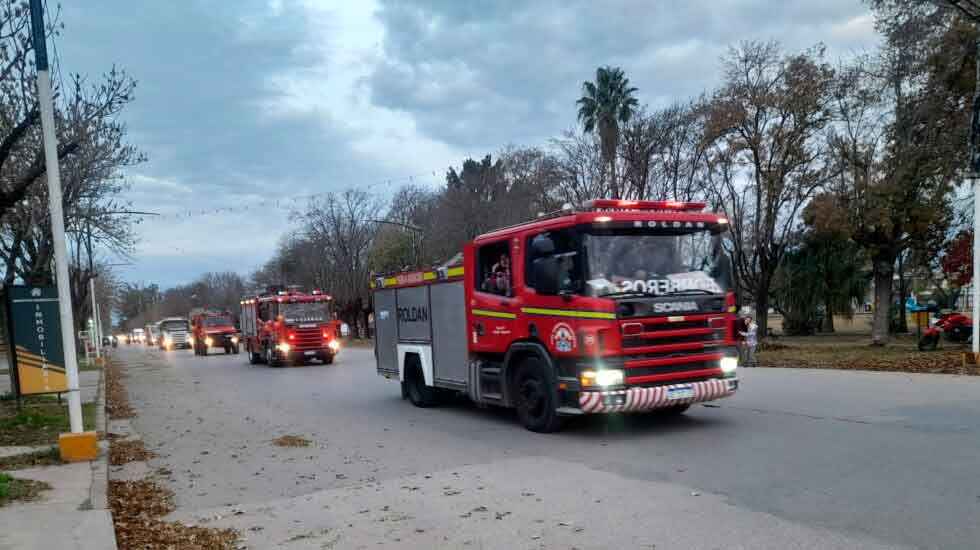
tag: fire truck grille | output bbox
[617,316,726,386]
[291,327,324,350]
[622,333,720,348]
[624,359,718,383]
[644,319,708,331]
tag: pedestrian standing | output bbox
[739,316,758,367]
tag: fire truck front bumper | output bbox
[577,378,737,414]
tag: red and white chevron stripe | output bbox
[578,378,735,414]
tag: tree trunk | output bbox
[871,256,895,346]
[823,298,835,333]
[754,278,770,340]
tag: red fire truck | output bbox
[189,309,239,356]
[239,287,342,367]
[371,199,741,432]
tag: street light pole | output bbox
[28,0,82,433]
[973,177,979,355]
[90,277,100,362]
[369,219,424,267]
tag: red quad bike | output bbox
[918,312,973,351]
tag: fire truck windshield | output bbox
[582,229,732,297]
[202,316,232,327]
[281,302,330,324]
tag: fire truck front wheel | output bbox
[403,356,439,407]
[266,345,283,367]
[513,357,564,433]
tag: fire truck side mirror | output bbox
[532,256,561,295]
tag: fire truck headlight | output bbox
[163,337,172,347]
[328,340,340,352]
[188,336,194,345]
[277,342,291,353]
[205,337,214,346]
[720,356,739,374]
[580,369,624,388]
[231,336,239,344]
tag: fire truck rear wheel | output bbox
[513,357,563,433]
[403,357,438,407]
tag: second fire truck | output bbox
[239,287,342,366]
[372,199,741,432]
[189,309,240,355]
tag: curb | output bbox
[88,359,112,518]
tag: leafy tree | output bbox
[817,3,969,344]
[772,232,868,334]
[576,66,639,198]
[941,230,973,287]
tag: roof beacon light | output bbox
[311,289,322,295]
[585,199,706,212]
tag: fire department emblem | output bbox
[550,322,576,353]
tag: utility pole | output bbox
[28,0,83,434]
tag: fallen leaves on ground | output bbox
[759,343,974,375]
[272,435,311,447]
[109,479,238,550]
[106,361,136,419]
[109,439,156,466]
[0,447,61,470]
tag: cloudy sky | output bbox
[58,0,879,288]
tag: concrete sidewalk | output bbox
[0,363,116,550]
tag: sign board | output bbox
[5,286,67,395]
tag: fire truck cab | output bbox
[372,199,741,432]
[239,288,342,367]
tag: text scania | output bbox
[653,301,700,313]
[397,307,429,323]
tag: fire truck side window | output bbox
[258,302,270,322]
[526,229,582,293]
[476,241,512,296]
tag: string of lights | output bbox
[134,170,445,223]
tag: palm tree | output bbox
[576,66,639,198]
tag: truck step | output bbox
[481,392,503,402]
[556,407,585,416]
[480,367,501,376]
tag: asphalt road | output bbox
[111,344,980,549]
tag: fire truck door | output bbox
[470,239,518,353]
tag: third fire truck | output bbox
[239,287,342,366]
[372,199,741,432]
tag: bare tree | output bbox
[705,41,838,337]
